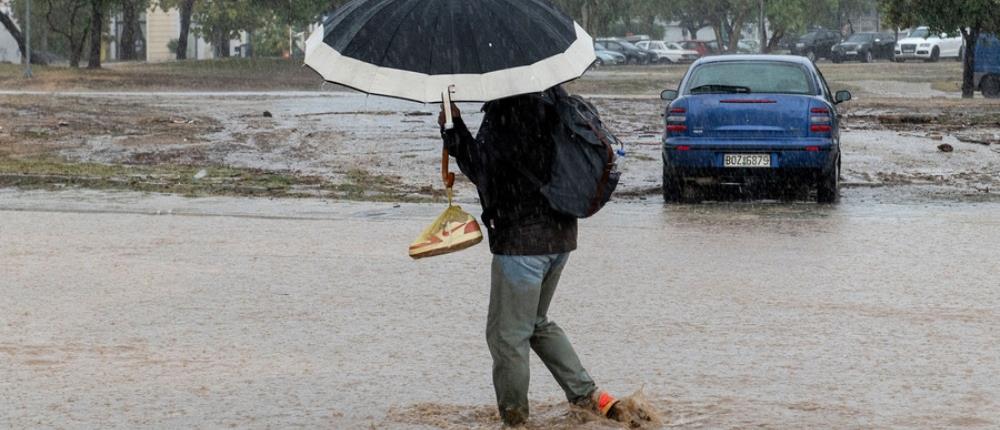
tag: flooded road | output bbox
[2,189,999,429]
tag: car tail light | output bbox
[805,146,820,152]
[676,145,691,151]
[666,107,687,136]
[810,106,832,134]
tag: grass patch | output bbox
[931,80,963,93]
[0,59,327,92]
[0,156,315,197]
[0,156,435,202]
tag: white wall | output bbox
[663,26,716,42]
[0,0,22,63]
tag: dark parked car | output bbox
[791,29,842,61]
[595,39,653,65]
[777,33,801,52]
[659,55,852,203]
[831,32,896,63]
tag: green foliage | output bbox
[881,0,1000,97]
[552,0,874,52]
[882,0,1000,33]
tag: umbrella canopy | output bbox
[304,0,595,103]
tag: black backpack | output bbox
[518,90,621,218]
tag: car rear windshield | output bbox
[846,33,873,43]
[618,41,641,50]
[686,62,815,95]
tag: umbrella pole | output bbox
[441,85,456,204]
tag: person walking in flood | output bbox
[438,86,627,427]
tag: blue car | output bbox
[974,34,999,98]
[659,55,852,203]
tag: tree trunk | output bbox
[87,0,104,69]
[0,9,43,64]
[712,23,724,52]
[766,29,784,53]
[69,32,87,68]
[176,0,195,60]
[728,14,746,52]
[684,23,699,40]
[214,33,230,58]
[120,0,137,61]
[0,11,27,61]
[961,27,981,99]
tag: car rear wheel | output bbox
[894,57,906,63]
[817,162,840,204]
[982,75,1000,99]
[628,56,639,65]
[662,166,684,203]
[863,50,873,63]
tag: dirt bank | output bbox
[3,91,998,203]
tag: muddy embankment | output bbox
[2,92,999,202]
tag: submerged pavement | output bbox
[2,189,999,429]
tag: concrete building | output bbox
[138,6,217,62]
[140,6,258,62]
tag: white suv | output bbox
[894,27,964,62]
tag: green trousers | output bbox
[487,253,597,424]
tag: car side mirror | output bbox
[875,39,881,43]
[661,89,679,101]
[835,90,852,104]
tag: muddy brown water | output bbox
[2,189,999,429]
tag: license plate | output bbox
[846,51,858,55]
[724,154,771,168]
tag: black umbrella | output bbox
[304,0,596,104]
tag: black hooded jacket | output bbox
[442,89,577,255]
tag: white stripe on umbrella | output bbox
[305,23,595,103]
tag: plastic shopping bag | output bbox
[408,204,483,259]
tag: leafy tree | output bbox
[41,0,91,67]
[0,6,36,63]
[882,0,1000,98]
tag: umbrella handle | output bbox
[442,148,455,189]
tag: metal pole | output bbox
[24,0,33,78]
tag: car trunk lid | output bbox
[688,94,811,139]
